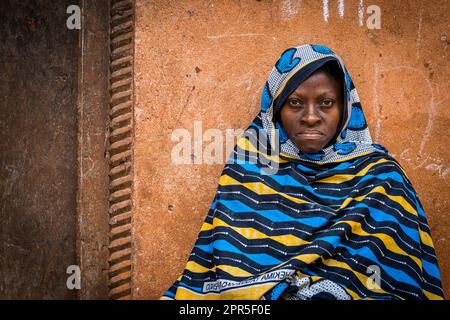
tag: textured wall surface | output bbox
[0,0,111,299]
[77,0,111,299]
[132,0,450,299]
[0,0,80,299]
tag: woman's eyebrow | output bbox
[289,90,338,98]
[316,90,338,97]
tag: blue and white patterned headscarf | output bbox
[261,44,386,163]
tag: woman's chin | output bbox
[302,149,321,154]
[296,143,325,154]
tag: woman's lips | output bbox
[297,130,323,139]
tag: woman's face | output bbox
[279,69,343,154]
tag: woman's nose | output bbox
[301,105,321,125]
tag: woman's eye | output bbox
[320,99,334,107]
[289,99,303,107]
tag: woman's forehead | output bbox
[289,71,342,94]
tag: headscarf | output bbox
[162,44,443,300]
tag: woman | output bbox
[162,44,444,300]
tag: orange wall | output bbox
[132,0,450,299]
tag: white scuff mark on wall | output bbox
[338,0,345,18]
[281,0,302,21]
[373,63,381,143]
[207,33,267,40]
[416,10,423,59]
[425,163,450,177]
[323,0,329,23]
[358,0,364,26]
[400,149,450,178]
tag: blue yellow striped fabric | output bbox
[162,44,443,300]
